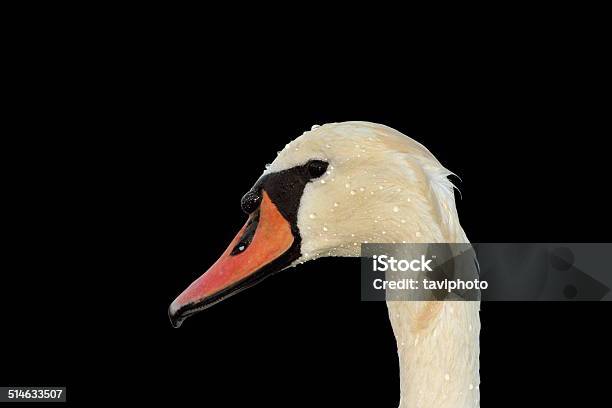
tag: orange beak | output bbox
[169,191,296,327]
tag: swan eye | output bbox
[307,160,328,179]
[241,190,261,214]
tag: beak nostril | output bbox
[231,211,260,255]
[241,190,261,214]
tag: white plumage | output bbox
[267,121,480,408]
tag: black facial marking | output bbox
[240,190,261,214]
[250,159,329,228]
[229,159,330,260]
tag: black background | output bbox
[2,25,610,407]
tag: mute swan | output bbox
[169,121,480,408]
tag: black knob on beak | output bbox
[241,190,261,214]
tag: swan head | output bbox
[169,121,464,327]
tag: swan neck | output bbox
[389,301,480,408]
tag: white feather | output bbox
[267,121,479,408]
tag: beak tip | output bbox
[168,302,184,328]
